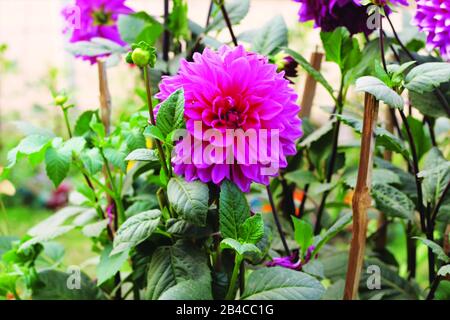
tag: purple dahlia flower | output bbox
[414,0,450,60]
[266,246,316,270]
[156,45,303,192]
[293,0,408,35]
[62,0,134,63]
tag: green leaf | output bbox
[104,147,127,172]
[19,226,75,251]
[81,148,103,175]
[415,238,449,263]
[238,213,265,244]
[355,76,404,109]
[125,129,146,151]
[81,219,108,238]
[118,12,163,45]
[168,0,190,42]
[418,147,450,207]
[112,210,161,255]
[96,244,130,286]
[74,111,95,136]
[66,37,126,57]
[241,267,325,300]
[156,89,185,138]
[145,241,212,300]
[32,270,105,300]
[219,180,250,240]
[372,184,415,220]
[45,145,72,187]
[405,62,450,93]
[208,0,250,31]
[292,217,314,257]
[143,125,165,141]
[167,177,209,226]
[220,238,260,256]
[337,114,410,158]
[251,15,287,56]
[320,27,361,73]
[284,169,318,188]
[437,265,450,277]
[125,148,159,162]
[312,213,352,256]
[284,47,335,101]
[62,137,86,155]
[409,89,449,118]
[344,168,401,188]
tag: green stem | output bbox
[143,66,170,179]
[62,108,73,138]
[99,148,125,224]
[225,254,242,300]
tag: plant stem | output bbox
[218,0,238,46]
[426,276,442,300]
[399,110,427,233]
[314,78,344,235]
[406,222,416,279]
[379,15,388,72]
[163,0,170,63]
[143,66,170,179]
[206,0,214,27]
[431,180,450,224]
[62,108,73,138]
[266,185,290,256]
[225,255,242,300]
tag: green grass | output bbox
[1,206,96,276]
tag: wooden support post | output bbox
[300,50,323,118]
[343,93,379,300]
[97,60,112,134]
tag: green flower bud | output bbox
[125,51,134,64]
[132,48,151,67]
[54,94,68,106]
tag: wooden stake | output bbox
[444,224,450,255]
[343,93,379,300]
[299,50,323,118]
[97,60,112,134]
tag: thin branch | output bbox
[266,185,290,256]
[218,0,238,46]
[163,0,170,62]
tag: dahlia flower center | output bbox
[92,7,114,26]
[212,96,247,129]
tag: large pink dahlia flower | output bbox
[156,45,303,192]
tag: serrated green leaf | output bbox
[238,213,264,244]
[251,15,287,56]
[125,148,159,162]
[220,238,260,256]
[292,217,314,257]
[208,0,250,31]
[45,146,72,187]
[156,89,185,138]
[112,210,161,255]
[372,184,415,220]
[167,177,209,226]
[219,180,250,240]
[355,76,404,109]
[96,244,130,286]
[405,62,450,93]
[81,148,103,175]
[312,213,352,256]
[241,267,325,300]
[415,237,449,263]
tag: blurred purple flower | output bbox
[266,245,317,270]
[292,0,408,35]
[414,0,450,60]
[62,0,134,63]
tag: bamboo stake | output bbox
[299,49,323,118]
[344,93,379,300]
[97,60,112,134]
